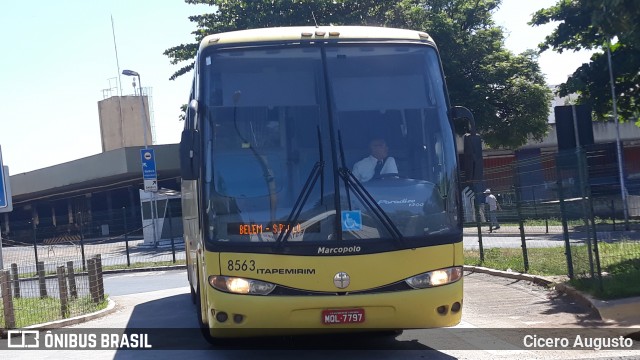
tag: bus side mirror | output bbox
[180,100,201,180]
[463,133,483,185]
[451,106,484,188]
[180,129,200,181]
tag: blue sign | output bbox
[341,210,362,231]
[0,145,11,212]
[140,148,157,180]
[0,148,6,208]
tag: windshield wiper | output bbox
[275,161,323,246]
[337,131,352,208]
[276,126,325,246]
[338,168,405,245]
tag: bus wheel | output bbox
[190,284,196,304]
[188,265,196,304]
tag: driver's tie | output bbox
[374,159,383,177]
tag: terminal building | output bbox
[2,92,181,245]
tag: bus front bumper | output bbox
[202,279,463,337]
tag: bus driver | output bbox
[352,138,398,182]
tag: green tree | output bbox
[165,0,551,148]
[530,0,640,123]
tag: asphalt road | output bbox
[103,269,187,296]
[3,269,639,359]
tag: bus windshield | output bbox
[200,43,459,246]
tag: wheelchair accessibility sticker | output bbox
[341,210,362,231]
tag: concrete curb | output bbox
[554,282,602,315]
[22,297,118,330]
[101,264,187,275]
[558,284,640,326]
[464,265,640,326]
[463,265,555,287]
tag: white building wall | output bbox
[98,95,152,152]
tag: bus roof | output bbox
[199,26,433,50]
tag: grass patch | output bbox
[465,247,568,276]
[465,248,528,273]
[464,217,640,228]
[101,259,185,272]
[465,240,640,299]
[569,241,640,299]
[462,217,584,228]
[598,241,640,271]
[570,270,640,300]
[521,218,583,227]
[1,295,108,328]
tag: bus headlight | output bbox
[404,266,463,289]
[208,276,276,295]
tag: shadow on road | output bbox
[111,293,451,359]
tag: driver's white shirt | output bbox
[351,155,398,182]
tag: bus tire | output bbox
[190,283,196,304]
[188,262,196,304]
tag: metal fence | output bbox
[1,255,106,329]
[1,206,185,271]
[464,145,640,296]
[0,206,184,329]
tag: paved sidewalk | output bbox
[466,265,640,327]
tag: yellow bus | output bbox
[179,26,481,343]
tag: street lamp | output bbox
[122,69,148,149]
[122,69,157,245]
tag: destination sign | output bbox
[226,222,320,235]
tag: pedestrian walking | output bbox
[484,188,501,230]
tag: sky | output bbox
[0,0,595,175]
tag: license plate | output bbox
[321,309,365,325]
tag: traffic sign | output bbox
[144,179,158,192]
[140,148,158,192]
[0,164,5,208]
[140,149,157,180]
[0,145,13,213]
